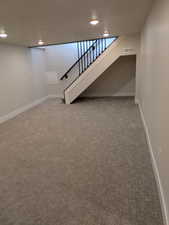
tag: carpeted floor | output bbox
[0,97,163,225]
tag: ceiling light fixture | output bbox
[103,31,110,37]
[38,40,44,45]
[90,19,99,25]
[0,31,8,39]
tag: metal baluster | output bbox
[82,41,84,72]
[95,40,97,59]
[77,42,80,75]
[103,38,104,51]
[97,40,99,57]
[100,39,101,53]
[83,41,86,71]
[85,41,87,69]
[101,38,103,52]
[98,39,100,55]
[90,41,92,65]
[92,41,94,62]
[86,41,87,69]
[100,39,102,54]
[96,40,98,58]
[93,41,95,61]
[86,41,89,67]
[80,42,83,73]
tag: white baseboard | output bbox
[0,96,48,125]
[0,95,65,125]
[81,93,135,98]
[111,93,135,97]
[137,100,168,225]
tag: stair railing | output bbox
[60,37,117,81]
[60,40,96,80]
[78,38,107,75]
[62,37,117,91]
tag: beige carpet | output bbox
[0,97,163,225]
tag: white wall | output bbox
[45,42,78,77]
[136,0,169,223]
[45,42,78,96]
[81,55,136,97]
[0,44,47,118]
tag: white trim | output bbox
[81,93,135,98]
[0,96,48,124]
[135,98,139,104]
[137,100,168,225]
[111,93,135,97]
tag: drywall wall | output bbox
[81,55,136,97]
[30,48,47,99]
[0,44,47,118]
[45,42,78,96]
[136,0,169,223]
[47,64,79,98]
[45,42,78,78]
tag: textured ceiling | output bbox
[0,0,153,47]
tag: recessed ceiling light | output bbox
[38,40,44,45]
[90,19,99,25]
[0,32,8,39]
[103,31,110,37]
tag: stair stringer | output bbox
[65,36,138,104]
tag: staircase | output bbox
[60,36,137,104]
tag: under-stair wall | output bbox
[80,55,136,98]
